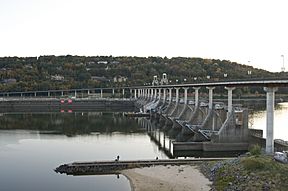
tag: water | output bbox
[1,104,288,191]
[0,113,168,191]
[250,102,288,141]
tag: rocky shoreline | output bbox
[54,158,228,175]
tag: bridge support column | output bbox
[61,91,64,97]
[193,87,200,107]
[175,88,180,103]
[225,87,235,114]
[74,90,77,98]
[207,87,215,109]
[134,89,137,99]
[163,88,166,102]
[183,87,189,104]
[48,91,50,97]
[158,88,161,100]
[100,89,103,98]
[138,89,141,98]
[153,89,157,100]
[122,89,125,98]
[149,89,152,99]
[264,87,278,154]
[129,89,132,98]
[168,88,173,103]
[34,92,37,97]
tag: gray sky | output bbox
[0,0,287,72]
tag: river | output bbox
[0,113,168,191]
[250,102,288,141]
[0,103,287,191]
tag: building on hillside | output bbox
[51,74,64,81]
[152,75,159,86]
[91,76,110,82]
[160,73,168,85]
[2,78,17,84]
[113,75,127,83]
[97,61,108,64]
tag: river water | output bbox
[0,113,167,191]
[249,102,288,141]
[0,103,287,191]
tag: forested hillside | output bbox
[0,55,279,92]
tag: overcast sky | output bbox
[0,0,287,72]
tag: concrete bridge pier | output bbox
[193,87,200,107]
[134,89,137,99]
[129,89,132,98]
[264,87,278,154]
[158,88,173,128]
[175,88,179,104]
[154,88,158,100]
[149,89,154,100]
[207,87,215,110]
[169,87,191,139]
[162,88,177,131]
[147,88,150,100]
[225,87,235,115]
[168,88,172,104]
[183,87,188,104]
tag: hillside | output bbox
[0,55,279,92]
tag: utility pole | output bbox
[281,55,285,72]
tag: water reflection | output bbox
[137,117,246,158]
[0,112,144,137]
[249,102,288,141]
[0,112,169,191]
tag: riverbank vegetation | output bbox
[200,146,288,190]
[0,55,287,93]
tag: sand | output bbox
[121,165,211,191]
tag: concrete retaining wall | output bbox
[0,99,136,112]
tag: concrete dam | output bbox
[134,87,288,154]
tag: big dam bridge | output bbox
[1,79,288,154]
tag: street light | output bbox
[281,55,285,72]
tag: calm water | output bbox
[0,104,288,191]
[0,113,168,191]
[250,102,288,141]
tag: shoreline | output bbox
[121,165,211,191]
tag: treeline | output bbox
[0,55,283,92]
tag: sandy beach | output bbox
[121,165,211,191]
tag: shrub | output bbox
[242,157,265,171]
[249,144,261,156]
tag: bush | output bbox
[242,157,265,171]
[249,144,261,156]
